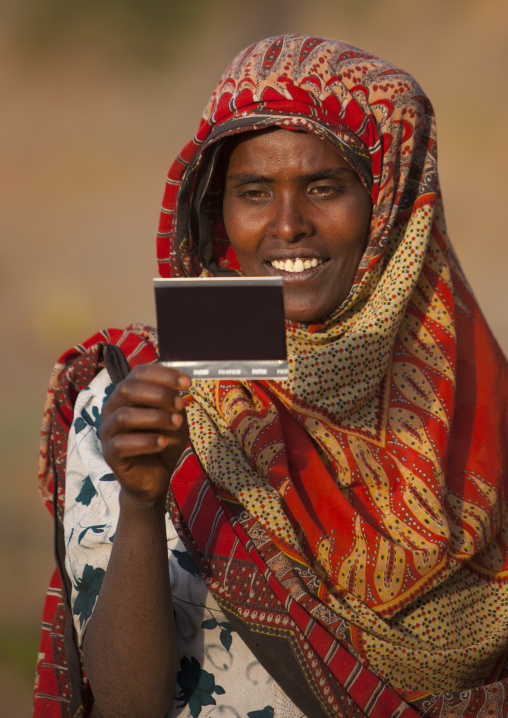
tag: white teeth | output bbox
[270,257,323,273]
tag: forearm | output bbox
[83,490,177,718]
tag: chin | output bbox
[284,300,338,324]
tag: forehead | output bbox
[225,128,353,174]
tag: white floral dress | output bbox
[64,369,305,718]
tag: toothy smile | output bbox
[270,257,324,273]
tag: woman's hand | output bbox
[99,363,191,506]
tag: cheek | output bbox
[223,200,260,260]
[357,193,373,237]
[222,196,235,239]
[223,197,245,246]
[340,194,372,252]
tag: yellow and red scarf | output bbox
[159,34,508,713]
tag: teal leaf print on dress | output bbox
[201,618,218,630]
[81,405,102,430]
[78,524,106,544]
[74,417,87,434]
[171,548,200,576]
[75,404,103,435]
[218,621,233,651]
[102,382,114,407]
[201,617,234,651]
[248,708,274,718]
[175,656,225,717]
[73,564,105,628]
[76,475,98,506]
[99,472,116,482]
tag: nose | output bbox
[270,190,313,242]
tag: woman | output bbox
[35,34,508,718]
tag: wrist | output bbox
[119,487,168,516]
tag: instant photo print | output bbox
[154,277,288,380]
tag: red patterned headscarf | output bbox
[161,35,508,715]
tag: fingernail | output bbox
[178,374,191,389]
[172,413,183,428]
[157,436,169,448]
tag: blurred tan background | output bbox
[1,0,507,714]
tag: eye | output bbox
[308,182,345,197]
[237,185,271,200]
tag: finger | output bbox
[104,378,186,416]
[102,363,190,418]
[103,431,181,461]
[102,406,184,438]
[128,363,191,391]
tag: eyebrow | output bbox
[226,167,356,184]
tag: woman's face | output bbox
[222,129,372,323]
